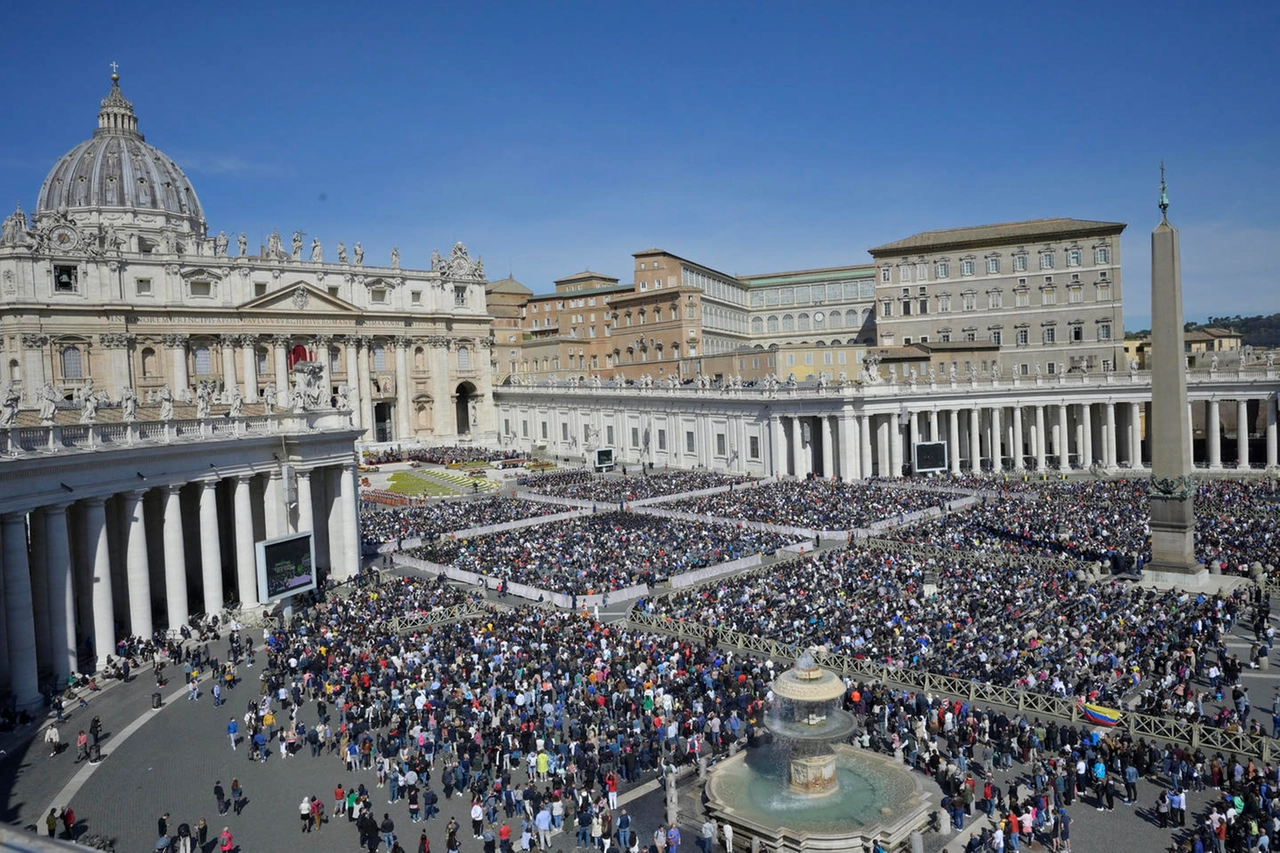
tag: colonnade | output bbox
[0,463,360,710]
[765,394,1279,479]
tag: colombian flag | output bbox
[1080,702,1122,727]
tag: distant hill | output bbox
[1206,314,1280,348]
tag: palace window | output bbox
[1067,249,1082,267]
[935,261,950,278]
[1099,323,1112,340]
[1094,246,1111,264]
[988,290,1002,309]
[373,345,387,371]
[987,257,1001,274]
[937,294,952,313]
[1013,254,1028,272]
[135,278,152,296]
[961,259,975,276]
[1043,327,1056,344]
[1040,252,1055,270]
[961,291,977,311]
[1016,328,1029,346]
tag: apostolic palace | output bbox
[0,72,1278,714]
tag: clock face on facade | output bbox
[50,225,79,251]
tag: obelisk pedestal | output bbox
[1145,169,1205,581]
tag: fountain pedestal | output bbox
[789,753,838,795]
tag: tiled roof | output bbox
[869,218,1126,255]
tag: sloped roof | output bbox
[486,276,532,295]
[869,218,1126,255]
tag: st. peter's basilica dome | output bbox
[35,72,206,234]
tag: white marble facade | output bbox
[0,73,495,444]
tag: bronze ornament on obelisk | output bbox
[1146,164,1202,575]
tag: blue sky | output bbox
[2,1,1277,330]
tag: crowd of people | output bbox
[516,469,753,502]
[361,446,525,467]
[881,478,1280,572]
[662,480,961,530]
[360,497,561,548]
[405,510,797,594]
[640,539,1270,720]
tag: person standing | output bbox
[723,822,733,853]
[617,809,632,850]
[226,717,237,750]
[381,813,397,851]
[45,809,57,838]
[230,780,244,816]
[218,827,233,853]
[214,781,227,816]
[75,730,88,763]
[196,819,209,849]
[158,813,170,839]
[44,724,61,757]
[668,824,682,853]
[700,817,716,853]
[534,805,552,849]
[300,796,312,833]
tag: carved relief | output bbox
[99,332,134,349]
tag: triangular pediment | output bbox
[239,282,361,314]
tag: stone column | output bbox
[21,334,49,404]
[1080,404,1094,468]
[240,335,258,401]
[295,469,314,534]
[1034,405,1047,472]
[339,465,360,580]
[1130,401,1144,468]
[122,489,152,638]
[100,333,134,402]
[219,334,239,398]
[1237,399,1251,468]
[859,414,873,478]
[770,414,783,476]
[44,503,77,683]
[28,507,51,670]
[356,337,374,440]
[990,406,1003,472]
[1187,401,1195,465]
[820,416,834,478]
[928,410,939,444]
[1057,403,1070,471]
[198,479,224,615]
[889,412,903,478]
[232,476,259,609]
[316,336,333,406]
[395,337,412,440]
[272,334,290,404]
[1267,395,1278,471]
[163,334,189,397]
[263,470,283,540]
[1012,407,1025,471]
[875,415,890,478]
[839,414,856,480]
[1104,402,1117,469]
[83,497,114,672]
[790,417,805,478]
[344,337,362,429]
[1207,399,1222,470]
[1,512,40,709]
[968,408,981,473]
[908,410,920,464]
[162,484,188,630]
[947,409,961,475]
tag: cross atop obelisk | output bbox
[1146,163,1203,577]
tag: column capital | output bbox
[200,477,221,490]
[1,510,27,524]
[270,334,292,347]
[162,482,184,495]
[21,333,50,349]
[82,496,107,508]
[393,335,411,348]
[99,332,135,349]
[238,334,261,347]
[42,501,71,516]
[161,333,189,349]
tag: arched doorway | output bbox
[455,382,477,435]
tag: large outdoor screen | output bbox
[913,441,948,474]
[594,447,614,470]
[255,532,317,602]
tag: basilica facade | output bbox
[0,72,494,444]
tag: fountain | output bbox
[703,653,933,852]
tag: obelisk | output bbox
[1146,165,1202,577]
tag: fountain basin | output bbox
[704,745,932,853]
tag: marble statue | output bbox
[292,374,308,413]
[1057,362,1065,377]
[1211,353,1219,371]
[927,366,937,383]
[337,384,351,410]
[311,238,323,263]
[214,231,228,257]
[79,394,98,424]
[468,397,478,426]
[1129,357,1139,375]
[237,232,247,257]
[121,386,137,421]
[291,231,303,260]
[949,363,957,381]
[391,246,400,269]
[430,248,441,270]
[337,242,348,264]
[0,205,29,247]
[230,390,243,418]
[353,242,364,265]
[1269,352,1275,370]
[37,383,58,424]
[196,381,212,418]
[0,382,18,427]
[991,362,1001,379]
[158,384,174,421]
[1035,363,1042,375]
[263,382,277,414]
[267,229,282,258]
